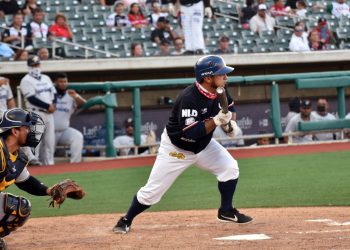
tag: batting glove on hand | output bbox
[204,7,213,18]
[213,110,232,126]
[168,3,176,16]
[222,120,239,138]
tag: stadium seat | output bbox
[241,30,259,40]
[336,27,350,41]
[270,45,289,52]
[252,46,270,53]
[259,30,276,40]
[325,44,338,50]
[255,38,271,46]
[70,20,87,28]
[237,46,252,53]
[32,37,52,49]
[276,29,293,39]
[275,16,295,28]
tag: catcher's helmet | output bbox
[194,55,234,83]
[0,108,45,148]
[27,55,40,67]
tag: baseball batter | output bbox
[169,0,212,54]
[0,77,16,116]
[53,73,86,163]
[20,55,56,165]
[113,55,252,234]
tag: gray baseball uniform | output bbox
[0,80,13,116]
[20,74,56,165]
[284,113,316,143]
[53,93,83,163]
[311,111,337,141]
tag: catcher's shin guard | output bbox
[0,193,31,237]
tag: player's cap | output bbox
[157,16,169,23]
[300,99,312,108]
[258,4,267,10]
[124,118,133,128]
[27,55,40,67]
[219,35,229,42]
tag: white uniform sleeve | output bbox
[15,167,31,183]
[6,84,13,100]
[20,75,36,98]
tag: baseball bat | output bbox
[216,87,233,133]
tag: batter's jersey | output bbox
[53,92,77,131]
[20,74,56,109]
[0,138,30,192]
[0,82,13,115]
[166,82,235,153]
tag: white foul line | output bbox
[214,234,271,241]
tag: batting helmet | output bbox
[27,55,40,67]
[194,55,234,83]
[0,108,45,148]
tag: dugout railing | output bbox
[17,71,350,157]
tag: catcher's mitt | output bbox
[48,179,85,208]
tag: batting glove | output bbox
[204,7,213,18]
[213,110,232,126]
[168,3,176,16]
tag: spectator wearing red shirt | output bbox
[49,13,73,40]
[270,0,292,17]
[128,3,148,28]
[311,18,335,46]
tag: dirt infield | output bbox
[9,141,349,249]
[7,207,350,249]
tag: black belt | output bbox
[30,107,48,113]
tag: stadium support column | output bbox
[133,88,141,150]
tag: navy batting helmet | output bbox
[194,55,234,83]
[0,108,45,148]
[27,55,40,67]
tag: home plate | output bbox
[214,234,271,241]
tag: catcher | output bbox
[0,108,85,250]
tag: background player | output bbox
[113,55,252,234]
[53,73,86,163]
[168,0,212,55]
[20,55,56,166]
[0,76,16,116]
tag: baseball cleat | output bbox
[217,208,253,224]
[113,216,131,234]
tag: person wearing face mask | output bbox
[311,98,338,141]
[19,55,57,166]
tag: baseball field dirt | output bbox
[7,207,350,249]
[6,141,350,249]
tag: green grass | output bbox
[6,151,350,218]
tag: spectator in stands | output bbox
[170,37,185,55]
[37,47,50,60]
[154,38,171,56]
[100,0,118,5]
[283,96,301,127]
[289,24,310,52]
[13,49,29,61]
[27,8,50,39]
[270,0,292,17]
[0,0,20,18]
[113,117,157,156]
[284,99,316,144]
[21,0,41,16]
[250,131,270,146]
[128,3,148,28]
[53,73,86,163]
[295,0,307,19]
[106,1,130,27]
[49,13,73,40]
[0,42,15,58]
[213,35,233,54]
[2,13,31,50]
[311,18,335,46]
[308,30,325,50]
[148,1,168,27]
[213,124,245,148]
[249,4,276,34]
[311,98,338,141]
[240,0,257,29]
[327,0,350,18]
[150,16,175,45]
[0,76,16,116]
[131,42,144,56]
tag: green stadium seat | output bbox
[259,30,276,40]
[252,46,270,53]
[325,44,338,50]
[270,45,289,52]
[336,27,350,41]
[275,16,295,28]
[241,30,259,40]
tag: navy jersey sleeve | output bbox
[178,98,207,140]
[227,91,236,113]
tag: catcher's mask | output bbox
[0,108,45,148]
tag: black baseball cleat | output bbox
[113,216,131,234]
[217,208,253,224]
[0,238,8,250]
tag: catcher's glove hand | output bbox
[48,179,85,208]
